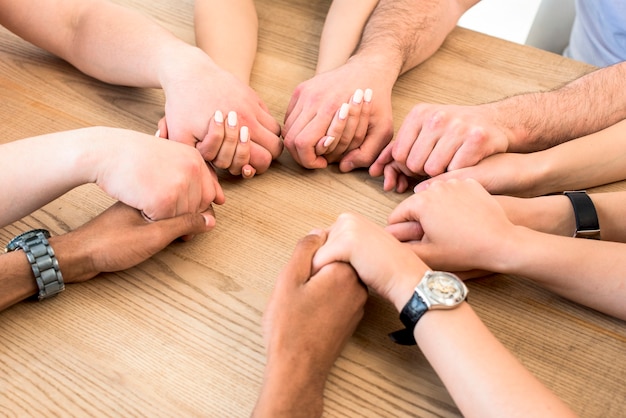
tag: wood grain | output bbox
[0,0,624,416]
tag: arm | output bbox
[316,0,378,74]
[413,119,626,197]
[312,212,575,417]
[194,0,258,85]
[0,127,224,226]
[0,202,215,312]
[283,0,478,171]
[387,179,626,320]
[372,62,626,180]
[253,232,367,418]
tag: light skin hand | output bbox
[94,131,225,220]
[413,152,539,197]
[159,50,282,172]
[52,202,216,284]
[284,60,394,171]
[386,178,520,274]
[254,231,367,418]
[312,213,429,311]
[390,103,511,177]
[370,142,421,193]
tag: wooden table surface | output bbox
[1,0,625,416]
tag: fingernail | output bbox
[243,167,253,177]
[339,103,349,120]
[240,126,249,143]
[323,136,336,148]
[154,129,160,137]
[214,110,224,124]
[364,88,373,103]
[352,89,364,104]
[202,213,216,228]
[307,228,324,236]
[227,111,237,127]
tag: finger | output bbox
[382,162,400,192]
[157,211,215,244]
[196,111,226,162]
[322,103,349,155]
[326,91,364,161]
[277,230,329,289]
[315,135,337,155]
[339,121,393,172]
[385,221,424,242]
[402,111,449,176]
[229,126,251,176]
[421,133,463,177]
[207,164,226,205]
[212,111,239,169]
[248,142,273,175]
[156,117,168,138]
[247,123,283,160]
[242,163,256,179]
[369,141,394,177]
[347,88,373,153]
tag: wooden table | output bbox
[1,0,624,416]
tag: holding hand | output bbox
[52,202,216,284]
[94,129,225,221]
[254,231,367,417]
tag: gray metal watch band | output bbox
[6,229,65,300]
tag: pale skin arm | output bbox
[413,119,626,197]
[387,179,626,320]
[316,0,378,74]
[311,213,575,417]
[0,202,215,312]
[0,127,224,226]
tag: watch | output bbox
[5,229,65,300]
[389,270,468,345]
[563,191,601,240]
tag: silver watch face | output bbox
[419,271,468,309]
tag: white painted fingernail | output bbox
[240,126,249,143]
[154,129,160,137]
[323,136,336,148]
[353,89,364,104]
[227,111,237,127]
[339,103,349,120]
[364,88,373,103]
[215,110,224,124]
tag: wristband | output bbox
[563,191,600,240]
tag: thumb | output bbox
[160,211,215,243]
[278,230,328,288]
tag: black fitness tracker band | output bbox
[563,191,600,240]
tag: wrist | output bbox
[345,53,400,89]
[388,261,431,312]
[49,234,97,284]
[156,45,218,93]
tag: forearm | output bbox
[492,226,626,320]
[499,62,626,152]
[0,0,208,88]
[524,119,626,196]
[0,234,90,311]
[353,0,477,76]
[194,0,258,84]
[316,0,378,74]
[0,127,118,227]
[415,303,576,417]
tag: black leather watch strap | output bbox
[564,191,600,239]
[388,291,428,346]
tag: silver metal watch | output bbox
[5,229,65,300]
[389,270,468,345]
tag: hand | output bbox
[53,202,216,283]
[389,103,511,177]
[94,130,225,220]
[283,60,394,171]
[412,152,540,197]
[255,231,367,417]
[386,179,517,274]
[369,142,423,193]
[159,49,283,175]
[312,213,429,311]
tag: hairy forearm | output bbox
[416,303,576,417]
[498,62,626,152]
[524,119,626,196]
[194,0,258,83]
[354,0,476,76]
